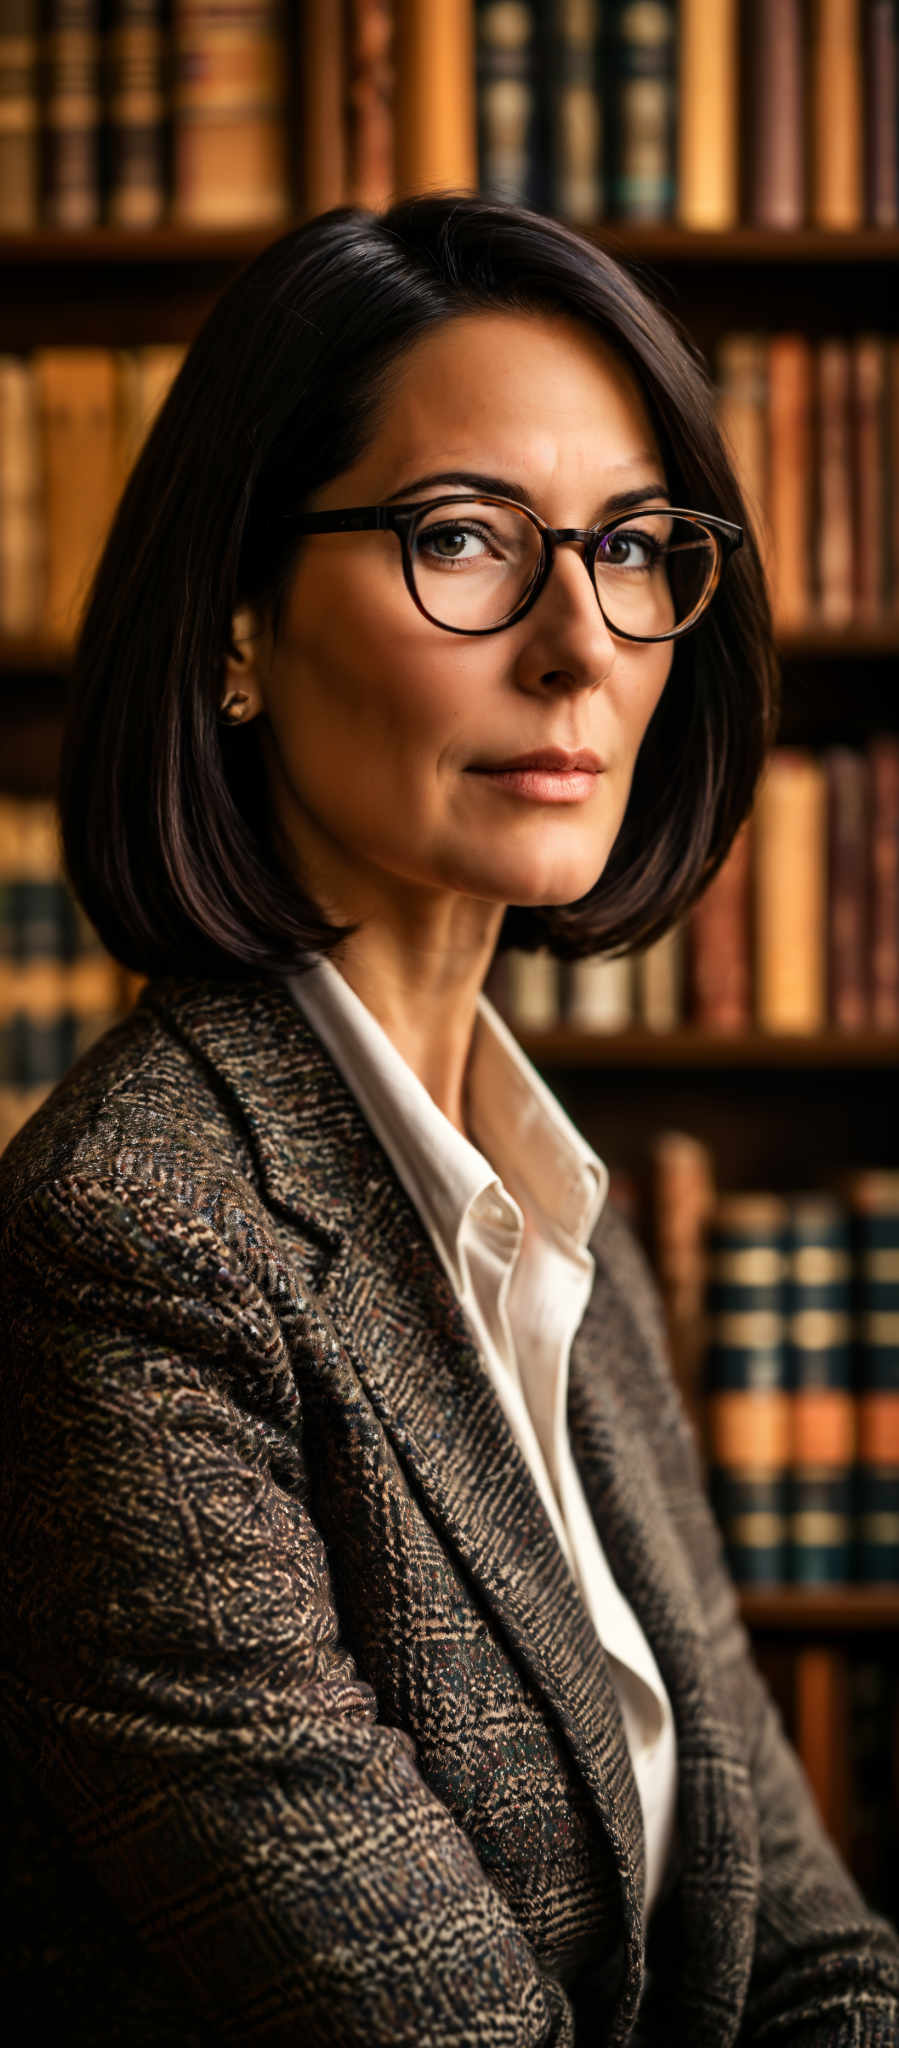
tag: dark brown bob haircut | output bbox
[59,190,779,976]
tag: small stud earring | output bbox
[219,692,250,724]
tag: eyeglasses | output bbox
[288,494,743,642]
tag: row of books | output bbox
[0,796,128,1149]
[0,345,186,641]
[717,332,899,633]
[1,1,896,236]
[491,736,899,1037]
[701,1175,899,1588]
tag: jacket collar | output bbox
[141,972,757,2033]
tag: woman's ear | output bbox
[220,604,267,725]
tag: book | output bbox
[785,1193,855,1584]
[810,0,864,230]
[0,0,39,227]
[0,355,43,640]
[676,0,738,229]
[864,0,898,227]
[41,0,103,226]
[649,1127,716,1448]
[299,0,348,213]
[815,340,854,628]
[825,744,869,1030]
[566,951,634,1031]
[607,0,676,222]
[766,335,813,630]
[546,0,604,224]
[346,0,395,212]
[104,0,169,226]
[634,922,683,1032]
[746,0,805,229]
[867,733,899,1029]
[715,334,770,576]
[848,1169,899,1583]
[32,348,122,644]
[705,1192,791,1585]
[685,817,752,1033]
[890,339,899,619]
[504,946,561,1030]
[475,0,545,209]
[171,0,290,225]
[852,335,889,623]
[395,0,478,199]
[754,749,828,1034]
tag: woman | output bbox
[1,193,896,2047]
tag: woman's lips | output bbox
[467,750,604,804]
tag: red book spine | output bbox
[868,734,899,1028]
[825,746,869,1029]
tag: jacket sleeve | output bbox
[0,1165,574,2048]
[594,1206,899,2048]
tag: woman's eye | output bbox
[598,529,661,570]
[419,524,489,561]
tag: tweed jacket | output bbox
[0,972,897,2048]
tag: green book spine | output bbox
[607,0,676,221]
[851,1170,899,1582]
[785,1194,855,1584]
[705,1193,790,1586]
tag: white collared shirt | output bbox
[284,956,677,1917]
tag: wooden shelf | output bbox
[521,1027,899,1069]
[740,1587,899,1632]
[3,224,899,266]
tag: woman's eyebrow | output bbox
[382,470,672,518]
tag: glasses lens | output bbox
[593,512,720,638]
[411,499,544,630]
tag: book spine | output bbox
[850,1169,899,1582]
[634,922,684,1031]
[40,0,102,226]
[171,0,289,227]
[546,0,603,224]
[676,0,738,228]
[705,1192,791,1585]
[864,0,898,227]
[0,355,44,640]
[867,733,899,1028]
[715,333,770,575]
[33,347,122,644]
[649,1127,716,1447]
[393,0,478,198]
[851,335,888,622]
[346,0,395,212]
[890,339,899,620]
[475,0,543,208]
[0,0,39,227]
[746,0,805,228]
[767,335,813,630]
[9,798,76,1089]
[754,749,828,1033]
[815,340,854,627]
[608,0,676,222]
[685,816,752,1032]
[104,0,168,226]
[299,0,347,212]
[504,947,561,1029]
[825,744,869,1029]
[566,952,634,1031]
[785,1194,855,1584]
[811,0,864,229]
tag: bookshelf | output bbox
[2,0,898,1931]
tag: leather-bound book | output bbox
[715,333,770,577]
[635,923,684,1032]
[815,340,854,628]
[103,0,168,225]
[754,748,828,1033]
[676,0,739,228]
[566,952,634,1032]
[705,1192,791,1586]
[766,334,813,630]
[394,0,478,199]
[546,0,604,224]
[786,1193,855,1585]
[607,0,676,222]
[865,0,898,226]
[299,0,347,213]
[868,732,899,1029]
[848,1169,899,1583]
[346,0,395,211]
[475,0,544,208]
[825,744,869,1030]
[649,1127,716,1450]
[852,335,889,623]
[686,816,752,1033]
[0,0,39,226]
[33,347,121,646]
[810,0,863,229]
[747,0,805,228]
[171,0,289,225]
[0,355,43,639]
[40,0,102,225]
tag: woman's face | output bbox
[247,310,675,926]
